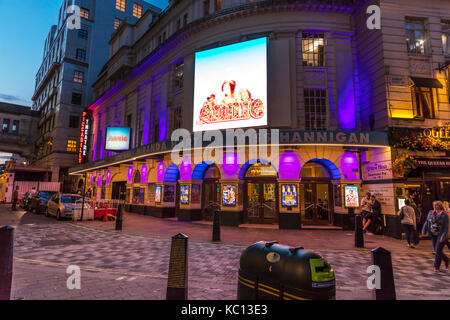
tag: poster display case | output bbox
[222,185,236,206]
[344,186,359,208]
[180,185,190,205]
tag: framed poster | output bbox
[281,184,298,207]
[163,185,175,203]
[180,185,190,204]
[155,186,162,204]
[192,184,201,203]
[222,185,236,206]
[344,186,359,208]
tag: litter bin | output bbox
[237,241,335,300]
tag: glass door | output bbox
[247,182,260,222]
[262,183,276,221]
[301,183,332,225]
[246,182,277,224]
[202,181,219,221]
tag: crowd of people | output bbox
[361,192,449,272]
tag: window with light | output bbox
[133,3,143,18]
[406,19,427,54]
[302,33,325,67]
[116,0,126,12]
[67,140,77,153]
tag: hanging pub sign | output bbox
[78,110,92,164]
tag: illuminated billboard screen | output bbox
[344,186,359,208]
[105,127,131,151]
[193,37,267,132]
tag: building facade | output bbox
[0,102,40,158]
[31,0,161,190]
[69,0,450,237]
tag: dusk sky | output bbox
[0,0,168,107]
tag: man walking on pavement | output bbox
[11,185,19,211]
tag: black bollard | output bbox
[166,233,188,300]
[371,247,396,300]
[115,204,123,231]
[212,210,221,242]
[0,226,14,300]
[355,214,364,248]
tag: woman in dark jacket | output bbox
[422,201,449,272]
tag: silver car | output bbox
[45,194,83,220]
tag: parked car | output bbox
[19,192,32,210]
[29,191,57,214]
[45,194,83,220]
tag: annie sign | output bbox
[105,127,131,151]
[193,37,267,132]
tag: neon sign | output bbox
[78,110,91,164]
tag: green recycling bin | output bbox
[237,241,335,300]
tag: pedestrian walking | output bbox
[11,186,19,211]
[410,199,422,245]
[422,201,449,272]
[398,200,417,248]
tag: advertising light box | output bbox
[281,184,298,207]
[193,37,267,132]
[180,185,189,205]
[155,186,162,203]
[222,185,236,206]
[344,186,359,208]
[105,127,131,151]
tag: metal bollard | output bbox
[212,210,220,242]
[115,204,123,231]
[166,233,188,300]
[371,247,396,300]
[355,214,364,248]
[0,226,14,300]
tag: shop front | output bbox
[70,129,392,230]
[389,126,450,236]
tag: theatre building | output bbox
[69,0,450,237]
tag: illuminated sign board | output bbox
[281,184,298,207]
[180,185,189,205]
[193,37,267,132]
[105,127,131,151]
[78,110,91,164]
[344,186,359,208]
[155,186,162,203]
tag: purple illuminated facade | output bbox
[68,0,412,234]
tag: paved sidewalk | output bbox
[2,205,450,300]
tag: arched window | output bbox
[300,163,330,178]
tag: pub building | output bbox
[390,125,450,233]
[68,0,450,238]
